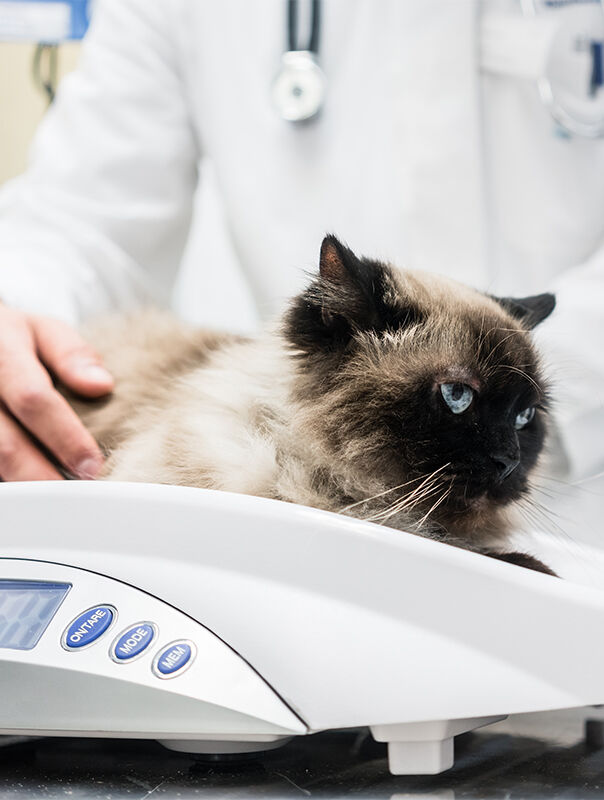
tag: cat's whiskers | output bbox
[364,463,452,524]
[481,329,525,371]
[338,474,431,514]
[474,310,488,357]
[363,484,441,523]
[535,469,604,493]
[365,482,445,524]
[369,481,443,522]
[516,490,577,548]
[475,323,499,358]
[415,478,454,531]
[385,465,451,510]
[524,492,571,538]
[342,462,451,517]
[477,326,522,364]
[514,494,597,576]
[462,479,470,505]
[493,364,543,396]
[526,477,604,576]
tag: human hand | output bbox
[0,306,113,480]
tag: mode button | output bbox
[111,622,157,662]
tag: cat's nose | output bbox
[491,452,520,482]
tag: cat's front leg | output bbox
[482,550,557,576]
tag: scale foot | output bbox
[585,719,604,749]
[371,716,505,775]
[157,736,293,756]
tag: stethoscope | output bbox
[522,0,604,138]
[272,0,604,138]
[271,0,325,122]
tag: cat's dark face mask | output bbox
[285,236,555,539]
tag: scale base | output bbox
[158,736,293,756]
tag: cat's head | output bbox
[284,235,555,544]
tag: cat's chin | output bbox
[429,489,514,548]
[456,489,519,517]
[448,477,526,512]
[466,493,490,512]
[442,490,495,514]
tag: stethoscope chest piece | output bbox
[524,0,604,138]
[272,50,326,122]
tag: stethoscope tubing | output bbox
[288,0,321,55]
[276,0,604,137]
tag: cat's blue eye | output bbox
[440,383,474,414]
[515,406,535,430]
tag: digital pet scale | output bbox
[1,480,604,775]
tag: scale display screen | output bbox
[0,580,70,650]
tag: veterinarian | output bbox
[0,0,602,486]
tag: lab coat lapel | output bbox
[394,0,487,287]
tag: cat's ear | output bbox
[317,235,390,331]
[493,293,556,329]
[319,235,363,286]
[285,235,420,355]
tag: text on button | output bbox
[63,606,114,649]
[154,641,194,677]
[113,623,156,661]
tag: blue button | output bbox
[63,606,114,649]
[154,641,194,677]
[112,623,156,661]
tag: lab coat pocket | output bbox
[480,3,604,288]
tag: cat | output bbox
[66,235,556,574]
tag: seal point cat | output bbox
[69,236,556,574]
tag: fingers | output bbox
[32,316,114,398]
[0,307,109,481]
[0,406,62,481]
[0,344,105,479]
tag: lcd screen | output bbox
[0,580,71,650]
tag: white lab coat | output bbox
[0,0,603,481]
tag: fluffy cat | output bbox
[67,236,556,573]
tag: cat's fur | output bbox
[67,236,556,572]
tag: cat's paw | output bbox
[484,550,557,577]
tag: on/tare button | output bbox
[62,606,115,649]
[153,640,196,678]
[111,623,156,662]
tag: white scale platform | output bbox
[1,481,604,775]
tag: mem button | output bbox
[62,605,115,649]
[111,623,156,662]
[153,640,196,678]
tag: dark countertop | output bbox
[2,710,604,799]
